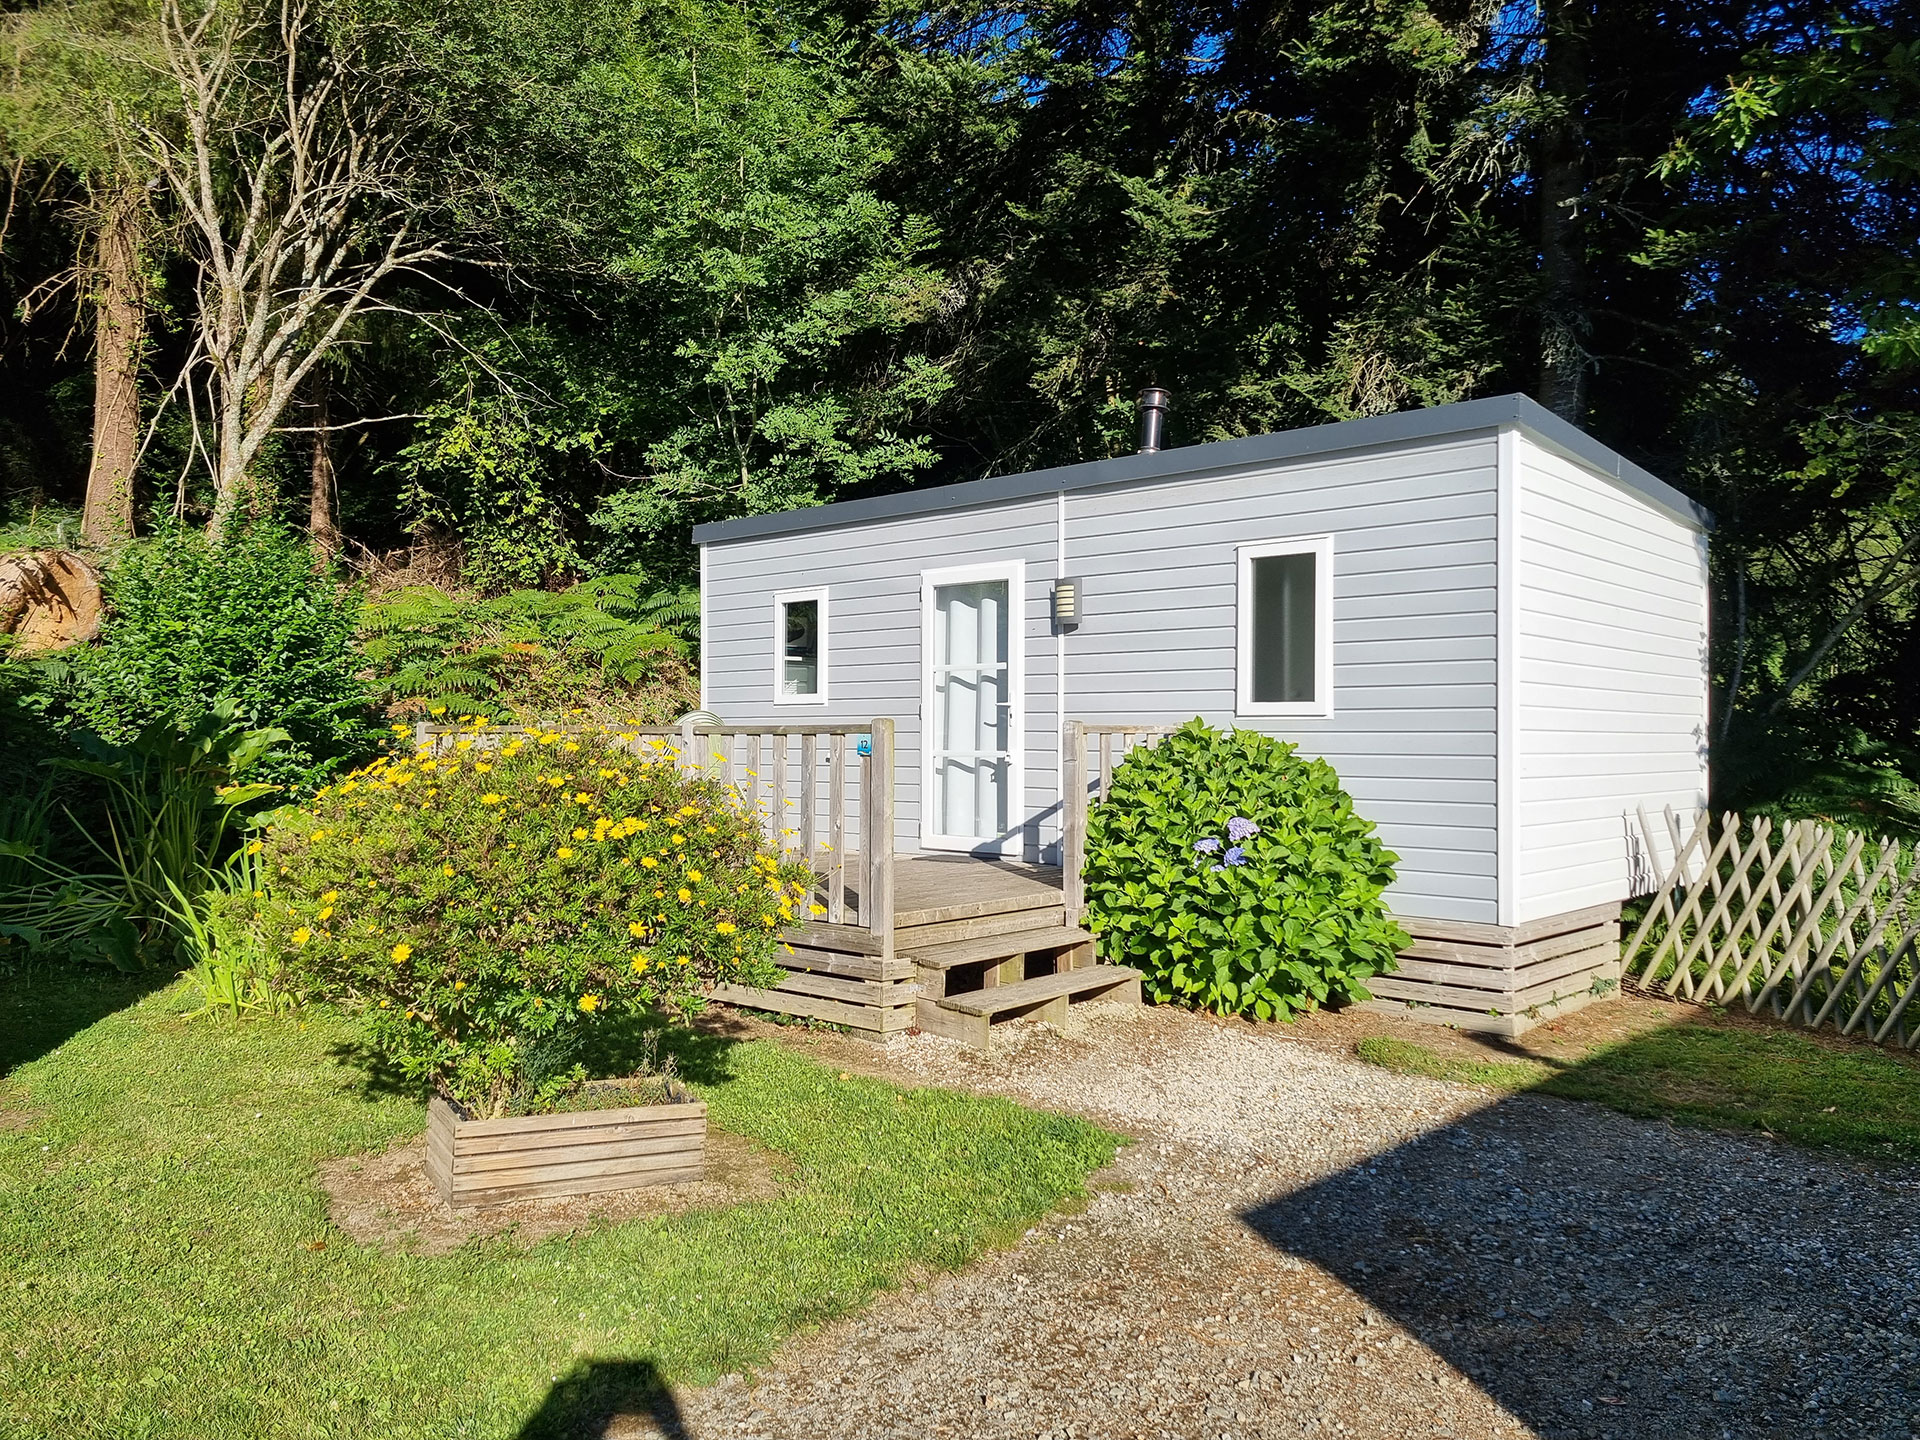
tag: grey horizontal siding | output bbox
[702,432,1503,922]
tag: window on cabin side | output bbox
[1237,537,1332,715]
[777,593,823,700]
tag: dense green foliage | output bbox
[358,573,696,723]
[4,0,1918,820]
[0,972,1119,1436]
[0,704,283,968]
[1083,720,1407,1020]
[265,724,811,1111]
[63,521,368,782]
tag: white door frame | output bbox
[920,559,1026,856]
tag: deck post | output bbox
[865,718,896,952]
[1062,720,1087,926]
[678,714,699,776]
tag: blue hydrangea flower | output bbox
[1226,817,1260,843]
[1208,863,1226,873]
[1193,837,1222,854]
[1223,846,1247,866]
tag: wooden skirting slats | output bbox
[1360,906,1624,1037]
[428,1095,707,1208]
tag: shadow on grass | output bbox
[0,963,171,1078]
[1244,1024,1920,1439]
[515,1358,686,1440]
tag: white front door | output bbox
[923,562,1024,854]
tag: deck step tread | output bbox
[903,926,1095,972]
[938,965,1140,1017]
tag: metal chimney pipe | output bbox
[1137,386,1171,454]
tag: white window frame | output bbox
[920,559,1026,856]
[1236,535,1335,718]
[771,587,829,706]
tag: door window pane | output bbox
[931,579,1010,838]
[781,598,820,697]
[1248,552,1316,704]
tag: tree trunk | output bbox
[1534,0,1589,422]
[308,375,341,556]
[82,185,145,547]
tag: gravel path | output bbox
[617,1003,1920,1440]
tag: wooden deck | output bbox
[713,856,1092,1042]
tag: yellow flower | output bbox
[316,906,333,921]
[572,827,588,840]
[481,793,504,805]
[575,791,592,805]
[577,994,600,1013]
[671,833,685,845]
[322,891,339,904]
[641,856,659,869]
[687,869,703,883]
[557,847,575,860]
[631,955,650,974]
[628,920,648,938]
[677,887,692,903]
[715,921,737,936]
[429,706,446,717]
[676,954,691,966]
[442,864,455,877]
[761,913,776,927]
[390,724,410,736]
[563,741,580,753]
[809,903,827,916]
[245,840,263,855]
[453,979,466,991]
[291,927,311,946]
[474,762,492,773]
[390,943,413,964]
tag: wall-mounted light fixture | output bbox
[1051,576,1084,630]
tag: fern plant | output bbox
[358,573,697,721]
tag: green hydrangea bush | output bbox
[260,722,812,1114]
[1082,719,1407,1020]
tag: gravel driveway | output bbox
[604,1003,1920,1440]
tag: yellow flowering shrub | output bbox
[262,722,812,1114]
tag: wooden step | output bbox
[900,925,1096,972]
[914,965,1141,1051]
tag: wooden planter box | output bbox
[426,1090,707,1209]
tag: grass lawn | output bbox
[0,967,1120,1440]
[1355,1019,1920,1161]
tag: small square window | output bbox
[1237,537,1333,717]
[773,589,828,703]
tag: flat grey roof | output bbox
[692,392,1712,545]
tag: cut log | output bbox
[0,551,105,654]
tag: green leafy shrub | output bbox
[2,703,283,968]
[357,573,697,724]
[262,721,812,1113]
[1082,719,1407,1020]
[65,519,370,782]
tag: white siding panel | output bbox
[1514,435,1709,923]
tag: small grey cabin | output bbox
[690,394,1710,1040]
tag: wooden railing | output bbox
[415,718,896,945]
[1622,807,1920,1048]
[1061,721,1176,924]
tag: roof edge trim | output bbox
[693,393,1711,546]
